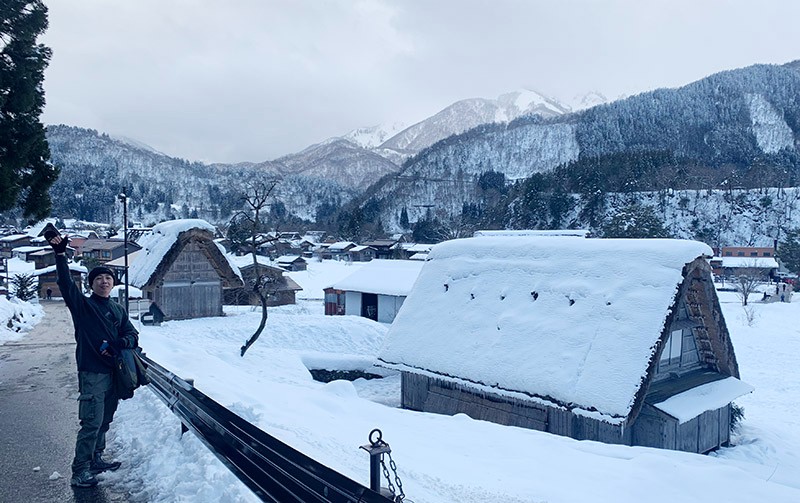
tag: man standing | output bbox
[46,232,139,488]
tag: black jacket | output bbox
[56,255,139,373]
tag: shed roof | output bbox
[329,259,424,296]
[328,241,356,251]
[378,236,714,421]
[719,256,779,269]
[276,255,306,264]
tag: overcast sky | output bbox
[40,0,800,164]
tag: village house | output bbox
[127,219,243,321]
[709,256,779,281]
[276,255,307,272]
[224,255,302,307]
[718,246,775,258]
[378,236,753,454]
[33,262,87,299]
[11,245,50,262]
[393,243,435,260]
[362,239,400,260]
[0,234,31,258]
[346,245,375,262]
[80,238,142,264]
[324,259,424,323]
[324,241,357,261]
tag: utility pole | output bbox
[118,191,130,314]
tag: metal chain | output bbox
[379,455,397,499]
[386,451,405,502]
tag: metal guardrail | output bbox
[141,355,395,503]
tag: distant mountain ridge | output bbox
[35,60,800,250]
[352,61,800,237]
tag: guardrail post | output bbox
[180,378,195,436]
[360,429,391,493]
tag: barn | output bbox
[128,219,242,321]
[378,236,753,454]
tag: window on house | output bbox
[764,252,771,257]
[737,251,745,256]
[659,330,683,366]
[750,252,758,256]
[725,251,732,256]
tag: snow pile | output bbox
[0,297,44,344]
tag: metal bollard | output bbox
[360,428,391,493]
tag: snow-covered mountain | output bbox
[353,62,800,241]
[273,138,401,191]
[340,122,407,149]
[568,91,610,111]
[376,89,572,158]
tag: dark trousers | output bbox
[72,371,118,474]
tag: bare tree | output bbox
[231,179,280,356]
[734,260,769,306]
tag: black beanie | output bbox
[88,266,116,286]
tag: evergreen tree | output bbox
[0,1,58,219]
[600,202,671,238]
[778,228,800,274]
[399,207,409,229]
[12,273,36,301]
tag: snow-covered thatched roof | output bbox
[329,259,424,296]
[378,236,714,421]
[127,219,241,288]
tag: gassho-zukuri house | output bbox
[127,219,242,321]
[377,236,753,454]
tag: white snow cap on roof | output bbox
[379,236,713,420]
[474,229,589,237]
[127,219,228,287]
[719,256,779,269]
[652,376,754,424]
[330,259,424,296]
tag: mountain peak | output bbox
[341,122,407,149]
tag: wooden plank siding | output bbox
[403,372,731,454]
[152,241,224,320]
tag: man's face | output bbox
[91,273,115,298]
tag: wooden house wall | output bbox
[151,241,223,320]
[632,403,731,453]
[401,373,629,446]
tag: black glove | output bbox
[45,230,69,254]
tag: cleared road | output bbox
[0,301,136,502]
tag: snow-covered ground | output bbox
[0,296,43,345]
[3,259,799,502]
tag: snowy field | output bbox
[3,260,800,502]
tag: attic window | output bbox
[660,330,683,365]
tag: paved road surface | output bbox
[0,301,135,502]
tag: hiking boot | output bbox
[70,470,98,488]
[90,453,121,474]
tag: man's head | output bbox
[88,266,116,297]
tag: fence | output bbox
[142,355,397,502]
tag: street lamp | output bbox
[118,191,130,314]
